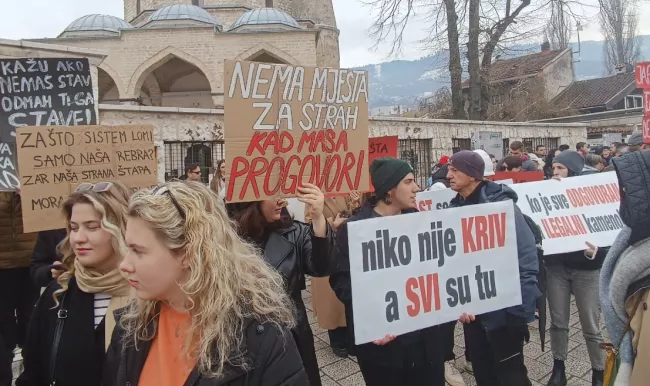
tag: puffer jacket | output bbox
[0,192,38,269]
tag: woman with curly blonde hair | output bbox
[104,181,306,386]
[17,181,132,386]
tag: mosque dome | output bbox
[147,4,220,26]
[230,8,301,31]
[62,14,131,36]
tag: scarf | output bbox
[600,227,650,386]
[74,259,132,351]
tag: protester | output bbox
[304,192,361,358]
[600,150,650,386]
[576,142,589,157]
[627,132,650,152]
[331,157,446,386]
[0,191,38,380]
[502,156,523,171]
[601,146,612,165]
[209,159,227,199]
[447,150,539,386]
[30,229,67,288]
[179,163,201,182]
[497,141,538,171]
[543,149,561,179]
[104,181,307,385]
[559,144,570,152]
[428,155,450,188]
[227,183,335,386]
[603,144,631,172]
[543,151,606,386]
[489,154,498,173]
[474,150,495,178]
[16,182,132,386]
[583,154,605,174]
[535,145,547,159]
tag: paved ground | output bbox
[12,280,603,386]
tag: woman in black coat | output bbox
[227,183,336,386]
[16,182,132,386]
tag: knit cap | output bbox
[553,150,585,176]
[449,150,485,181]
[370,157,414,199]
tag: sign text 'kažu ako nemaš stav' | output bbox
[16,125,157,233]
[224,60,369,203]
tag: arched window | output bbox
[266,0,274,7]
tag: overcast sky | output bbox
[1,0,649,67]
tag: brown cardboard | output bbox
[223,60,369,203]
[16,124,157,232]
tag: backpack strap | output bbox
[49,292,68,385]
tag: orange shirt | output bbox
[139,305,197,386]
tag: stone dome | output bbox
[147,4,220,26]
[230,8,301,31]
[63,14,131,34]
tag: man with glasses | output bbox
[180,163,202,182]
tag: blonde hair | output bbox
[120,181,295,378]
[209,159,226,195]
[54,181,132,305]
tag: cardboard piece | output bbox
[223,60,369,203]
[16,125,157,232]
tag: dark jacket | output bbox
[30,229,66,288]
[0,193,38,270]
[103,312,308,386]
[613,150,650,245]
[262,220,336,386]
[430,165,450,188]
[330,200,446,374]
[16,278,106,386]
[450,180,540,329]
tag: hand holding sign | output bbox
[297,183,327,237]
[373,334,397,345]
[585,242,596,258]
[459,313,476,324]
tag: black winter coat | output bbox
[30,229,66,288]
[261,220,336,386]
[16,278,106,386]
[103,313,309,386]
[330,200,446,376]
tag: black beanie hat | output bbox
[553,150,584,176]
[370,157,414,199]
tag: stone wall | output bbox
[99,105,587,181]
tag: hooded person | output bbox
[474,150,495,177]
[600,150,650,386]
[544,150,606,386]
[446,150,539,386]
[429,156,451,188]
[330,157,446,386]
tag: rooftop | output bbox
[551,72,637,110]
[230,8,301,31]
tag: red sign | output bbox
[644,90,650,114]
[488,171,544,184]
[643,115,650,143]
[368,136,398,191]
[636,62,650,88]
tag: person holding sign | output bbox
[104,182,307,386]
[446,151,539,386]
[227,183,336,386]
[544,151,606,386]
[331,157,446,386]
[16,182,132,386]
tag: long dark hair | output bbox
[227,202,292,244]
[543,149,558,177]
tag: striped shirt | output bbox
[93,293,111,328]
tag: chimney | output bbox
[541,40,551,52]
[615,63,629,74]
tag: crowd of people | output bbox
[0,134,648,386]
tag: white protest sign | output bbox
[509,172,621,255]
[347,201,522,344]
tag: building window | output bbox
[625,95,643,109]
[452,138,471,154]
[266,0,274,7]
[398,139,432,189]
[522,137,560,153]
[164,141,225,184]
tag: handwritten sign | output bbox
[0,143,19,191]
[635,62,650,89]
[348,201,521,344]
[509,173,620,254]
[16,125,157,232]
[224,60,369,203]
[368,136,398,191]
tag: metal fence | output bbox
[163,141,225,183]
[452,138,472,154]
[398,139,432,189]
[522,137,561,153]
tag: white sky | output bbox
[0,0,649,67]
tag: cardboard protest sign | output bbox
[509,172,621,255]
[0,58,97,191]
[16,125,157,233]
[368,136,398,191]
[224,60,369,203]
[489,171,543,184]
[347,201,521,344]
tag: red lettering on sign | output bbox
[462,213,506,253]
[405,273,440,317]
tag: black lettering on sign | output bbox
[0,142,19,191]
[0,58,96,143]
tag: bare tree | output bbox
[417,87,454,118]
[547,1,572,49]
[599,0,640,73]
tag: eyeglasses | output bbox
[152,185,186,221]
[74,182,113,193]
